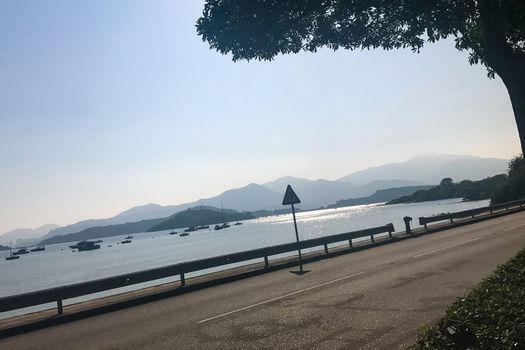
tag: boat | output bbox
[214,223,230,231]
[30,245,45,252]
[12,248,30,255]
[121,239,132,244]
[214,202,230,231]
[169,231,177,235]
[234,222,243,226]
[179,232,189,237]
[5,243,20,260]
[184,226,196,233]
[125,235,133,239]
[75,241,101,251]
[196,225,210,230]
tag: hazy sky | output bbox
[0,1,521,233]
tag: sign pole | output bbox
[291,203,303,272]
[282,184,303,273]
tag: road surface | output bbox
[2,211,525,349]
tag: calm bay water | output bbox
[0,198,489,318]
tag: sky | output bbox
[0,1,521,233]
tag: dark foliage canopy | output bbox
[492,154,525,203]
[197,0,524,75]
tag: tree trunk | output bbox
[499,67,525,156]
[478,0,525,155]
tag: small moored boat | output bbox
[75,241,101,251]
[12,248,30,255]
[214,223,230,231]
[5,242,21,260]
[30,245,45,252]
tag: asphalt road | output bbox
[3,211,525,349]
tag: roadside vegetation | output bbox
[413,246,525,349]
[491,155,525,204]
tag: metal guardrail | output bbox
[418,199,525,229]
[0,223,395,315]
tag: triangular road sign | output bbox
[282,185,301,205]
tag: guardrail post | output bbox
[490,208,493,214]
[57,299,63,315]
[180,273,185,287]
[449,218,454,223]
[348,239,353,248]
[264,256,269,268]
[324,244,329,254]
[370,234,375,243]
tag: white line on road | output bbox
[197,271,366,324]
[413,237,483,258]
[504,223,525,232]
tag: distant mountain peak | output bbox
[269,175,312,183]
[0,223,61,245]
[408,153,494,161]
[338,153,508,185]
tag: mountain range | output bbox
[3,153,509,243]
[338,153,507,184]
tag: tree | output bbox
[196,1,525,154]
[440,178,453,186]
[492,155,525,203]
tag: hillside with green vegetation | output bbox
[387,175,507,205]
[328,185,434,208]
[38,206,255,244]
[39,217,168,245]
[148,206,254,232]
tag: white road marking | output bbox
[197,271,366,324]
[504,223,525,232]
[413,237,483,258]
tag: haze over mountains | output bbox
[2,154,509,243]
[0,224,60,245]
[339,153,507,184]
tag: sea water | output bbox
[0,198,489,318]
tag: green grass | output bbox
[413,245,525,349]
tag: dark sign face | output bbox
[282,185,301,205]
